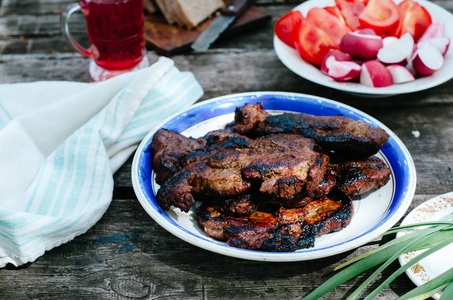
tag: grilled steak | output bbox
[334,156,391,198]
[157,134,330,212]
[233,103,389,158]
[197,193,353,251]
[156,161,252,212]
[152,128,207,184]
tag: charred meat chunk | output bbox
[334,156,391,198]
[197,194,353,251]
[233,102,270,136]
[156,161,252,212]
[157,134,330,212]
[151,129,206,184]
[233,103,389,159]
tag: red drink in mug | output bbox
[61,0,148,80]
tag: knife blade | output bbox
[191,0,253,52]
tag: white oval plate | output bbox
[398,192,453,299]
[273,0,453,97]
[132,92,416,261]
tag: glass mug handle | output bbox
[60,3,92,57]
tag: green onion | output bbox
[439,281,453,300]
[303,219,453,300]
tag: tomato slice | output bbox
[293,20,338,65]
[335,0,365,30]
[274,10,304,48]
[324,6,347,26]
[393,0,432,42]
[358,0,400,33]
[305,7,351,45]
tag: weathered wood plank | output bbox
[1,0,453,299]
[2,195,431,299]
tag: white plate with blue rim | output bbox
[273,0,453,97]
[131,92,416,261]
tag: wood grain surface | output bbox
[1,0,453,299]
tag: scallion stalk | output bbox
[303,220,453,300]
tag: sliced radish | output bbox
[387,65,415,84]
[360,60,393,87]
[340,31,383,60]
[418,20,445,43]
[382,36,398,47]
[357,28,377,36]
[418,36,450,56]
[320,49,352,74]
[412,43,444,76]
[377,33,414,65]
[328,60,361,81]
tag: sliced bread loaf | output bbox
[155,0,224,28]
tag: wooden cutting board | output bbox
[144,5,271,56]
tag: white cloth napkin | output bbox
[0,57,203,267]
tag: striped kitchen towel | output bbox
[0,57,203,267]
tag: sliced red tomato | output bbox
[305,7,351,45]
[274,10,304,48]
[335,0,365,30]
[293,20,338,66]
[324,6,347,26]
[393,0,432,42]
[358,0,400,33]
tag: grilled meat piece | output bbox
[209,134,328,201]
[156,161,252,212]
[219,194,258,216]
[233,103,389,158]
[152,128,253,184]
[275,171,337,208]
[334,156,391,198]
[233,102,271,136]
[152,129,207,184]
[197,194,353,251]
[157,134,330,212]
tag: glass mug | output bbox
[60,0,149,81]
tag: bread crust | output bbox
[155,0,224,28]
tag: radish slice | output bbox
[357,28,377,36]
[418,36,450,56]
[382,36,398,47]
[340,32,383,60]
[320,49,352,74]
[377,33,414,65]
[412,43,444,76]
[328,60,361,81]
[387,65,415,84]
[418,20,445,43]
[360,60,393,87]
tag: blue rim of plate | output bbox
[131,92,416,261]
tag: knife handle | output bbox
[222,0,253,16]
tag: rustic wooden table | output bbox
[1,0,453,299]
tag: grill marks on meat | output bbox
[197,194,353,251]
[151,103,391,251]
[334,156,392,198]
[157,134,330,212]
[233,103,389,159]
[152,129,206,184]
[210,134,329,201]
[157,161,251,212]
[152,128,252,185]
